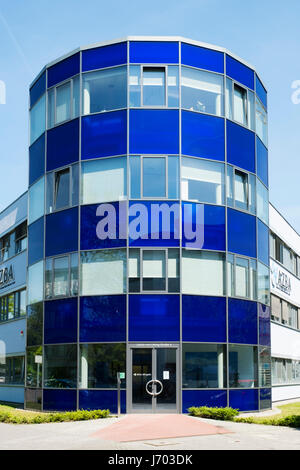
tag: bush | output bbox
[188,406,239,421]
[0,408,110,424]
[236,414,300,428]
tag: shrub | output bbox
[188,406,239,421]
[0,408,110,424]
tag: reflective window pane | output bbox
[28,261,44,305]
[183,344,227,389]
[56,82,71,124]
[257,179,269,225]
[256,97,268,147]
[143,157,166,198]
[44,344,77,389]
[53,257,69,297]
[130,156,141,198]
[30,94,46,144]
[129,65,141,107]
[233,84,247,126]
[182,250,225,296]
[142,250,166,291]
[258,262,270,305]
[55,168,70,210]
[29,177,44,225]
[142,67,166,106]
[167,66,179,107]
[229,345,258,388]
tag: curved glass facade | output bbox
[26,38,270,413]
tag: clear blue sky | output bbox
[0,0,300,230]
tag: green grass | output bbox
[0,405,110,424]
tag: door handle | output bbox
[145,379,163,397]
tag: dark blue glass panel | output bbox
[181,43,224,73]
[182,203,225,250]
[257,219,269,266]
[44,298,77,344]
[130,41,179,64]
[226,55,254,90]
[129,200,180,247]
[80,295,126,342]
[28,217,44,266]
[229,389,259,412]
[130,110,179,155]
[182,390,227,413]
[182,296,226,342]
[27,302,43,346]
[30,71,46,108]
[227,120,255,173]
[228,298,258,345]
[43,389,77,411]
[29,133,45,186]
[82,111,127,159]
[45,207,78,257]
[181,111,225,161]
[46,119,79,171]
[256,75,267,109]
[260,388,271,410]
[79,390,126,413]
[256,137,268,187]
[47,53,80,88]
[259,304,271,347]
[227,208,256,258]
[81,203,126,250]
[129,295,180,342]
[82,42,127,71]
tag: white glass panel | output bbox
[56,82,71,124]
[225,78,233,120]
[248,90,255,131]
[235,258,249,298]
[182,251,225,296]
[227,254,234,297]
[28,261,44,306]
[258,262,270,305]
[28,177,45,225]
[53,257,69,297]
[143,251,165,278]
[30,94,46,144]
[80,250,126,296]
[81,157,127,204]
[256,97,268,147]
[129,250,140,278]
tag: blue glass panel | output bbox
[227,121,255,173]
[229,389,259,412]
[256,75,267,109]
[182,390,227,413]
[79,390,126,413]
[260,388,271,410]
[182,203,225,250]
[181,43,224,73]
[182,296,226,342]
[44,298,77,344]
[46,119,79,171]
[227,208,256,258]
[226,55,254,90]
[256,137,268,187]
[129,295,180,342]
[30,71,46,107]
[29,133,45,186]
[27,302,43,347]
[43,389,77,411]
[228,298,258,345]
[45,207,78,257]
[82,42,127,71]
[259,304,271,347]
[181,111,225,161]
[82,111,127,159]
[257,219,269,266]
[80,295,126,342]
[28,217,44,266]
[129,200,180,247]
[130,110,179,155]
[130,41,179,64]
[81,203,126,250]
[47,53,80,88]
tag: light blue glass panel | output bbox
[258,262,270,306]
[30,94,46,145]
[28,177,45,225]
[28,261,44,305]
[130,156,141,198]
[168,66,179,107]
[256,97,268,147]
[129,66,141,107]
[143,157,166,197]
[257,179,269,225]
[143,67,166,106]
[168,156,179,198]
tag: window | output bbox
[269,232,276,259]
[181,67,224,116]
[256,97,268,147]
[227,254,257,300]
[271,294,281,322]
[47,76,79,128]
[257,262,270,305]
[182,250,226,296]
[182,344,227,389]
[29,177,45,224]
[226,78,255,131]
[30,94,46,144]
[44,344,77,388]
[227,165,256,214]
[83,66,127,115]
[288,304,298,329]
[80,249,126,296]
[81,157,127,204]
[0,356,25,385]
[259,347,271,387]
[0,232,14,262]
[272,358,300,385]
[128,248,180,293]
[130,156,179,199]
[0,290,26,322]
[79,343,126,389]
[181,157,225,205]
[229,345,258,388]
[257,179,269,224]
[233,83,247,126]
[129,66,179,108]
[46,164,79,213]
[15,222,27,254]
[27,261,44,306]
[45,253,78,299]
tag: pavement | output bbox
[0,412,300,450]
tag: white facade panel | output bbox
[271,322,300,361]
[272,385,300,402]
[269,204,300,256]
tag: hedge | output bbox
[0,408,110,424]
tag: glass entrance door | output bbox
[129,346,179,413]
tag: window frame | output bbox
[227,165,256,214]
[46,163,78,214]
[45,253,78,300]
[47,75,79,129]
[227,253,257,301]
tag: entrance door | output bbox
[128,345,179,413]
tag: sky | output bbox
[0,0,300,230]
